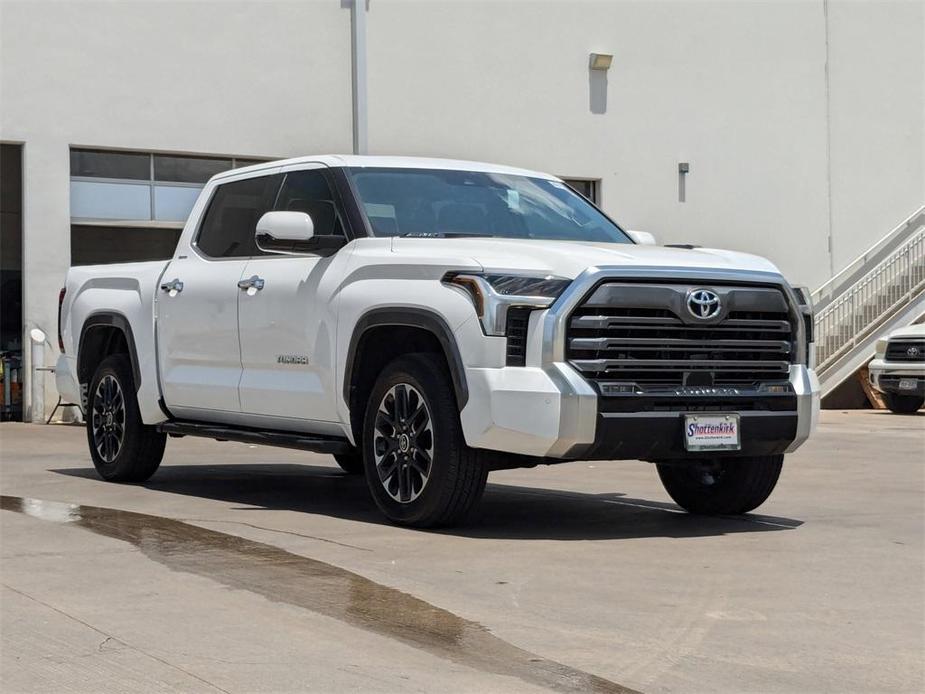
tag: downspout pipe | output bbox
[351,0,368,155]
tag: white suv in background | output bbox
[869,323,925,414]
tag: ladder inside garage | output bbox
[812,204,925,397]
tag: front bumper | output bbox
[460,362,597,458]
[462,361,819,460]
[869,358,925,396]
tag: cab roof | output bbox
[212,154,559,182]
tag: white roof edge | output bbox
[212,154,558,182]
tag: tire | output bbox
[883,392,924,414]
[362,353,488,527]
[333,452,364,475]
[86,354,166,483]
[656,454,783,515]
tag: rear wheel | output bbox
[362,353,487,527]
[883,392,924,414]
[656,454,783,515]
[86,354,166,482]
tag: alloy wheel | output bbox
[91,374,125,463]
[373,383,434,503]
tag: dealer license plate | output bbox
[899,378,917,391]
[684,414,741,452]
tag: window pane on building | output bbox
[154,155,231,183]
[71,225,181,265]
[70,181,151,220]
[70,149,150,180]
[154,185,201,222]
[233,158,268,169]
[561,178,599,204]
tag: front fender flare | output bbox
[343,308,469,410]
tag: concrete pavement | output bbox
[1,410,923,693]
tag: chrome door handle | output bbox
[237,275,265,291]
[160,279,184,293]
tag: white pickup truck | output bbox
[56,155,819,527]
[868,323,925,413]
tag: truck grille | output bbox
[885,340,925,362]
[566,282,795,390]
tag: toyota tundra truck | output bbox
[55,156,819,527]
[869,323,925,413]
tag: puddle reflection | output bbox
[1,495,634,693]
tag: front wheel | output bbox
[883,392,924,414]
[656,455,783,515]
[86,354,166,482]
[362,353,488,527]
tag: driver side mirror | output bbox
[255,210,347,255]
[626,229,657,245]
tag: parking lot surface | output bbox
[1,410,923,693]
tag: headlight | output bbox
[443,272,571,336]
[875,338,888,357]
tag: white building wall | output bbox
[367,0,922,289]
[1,0,922,419]
[0,0,353,419]
[826,0,925,272]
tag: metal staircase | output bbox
[812,205,925,397]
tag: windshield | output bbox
[346,167,632,243]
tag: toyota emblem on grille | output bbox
[908,345,922,358]
[687,288,721,319]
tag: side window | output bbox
[196,174,280,258]
[274,169,345,236]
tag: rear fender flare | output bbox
[77,312,142,390]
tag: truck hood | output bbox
[390,237,784,280]
[886,323,925,340]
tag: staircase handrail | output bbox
[815,227,925,374]
[812,204,925,310]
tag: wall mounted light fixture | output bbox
[589,53,613,71]
[678,162,690,202]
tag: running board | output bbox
[157,421,351,455]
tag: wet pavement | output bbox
[1,410,923,693]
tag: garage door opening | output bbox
[1,143,24,421]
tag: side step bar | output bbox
[157,421,351,455]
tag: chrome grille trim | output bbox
[562,277,797,389]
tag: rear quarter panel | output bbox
[64,261,170,424]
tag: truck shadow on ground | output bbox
[52,463,802,541]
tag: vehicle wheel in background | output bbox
[333,452,364,474]
[362,353,488,527]
[656,454,783,515]
[86,354,166,482]
[883,392,924,414]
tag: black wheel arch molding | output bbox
[77,311,143,391]
[343,307,470,411]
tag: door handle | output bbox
[160,278,184,294]
[237,275,265,291]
